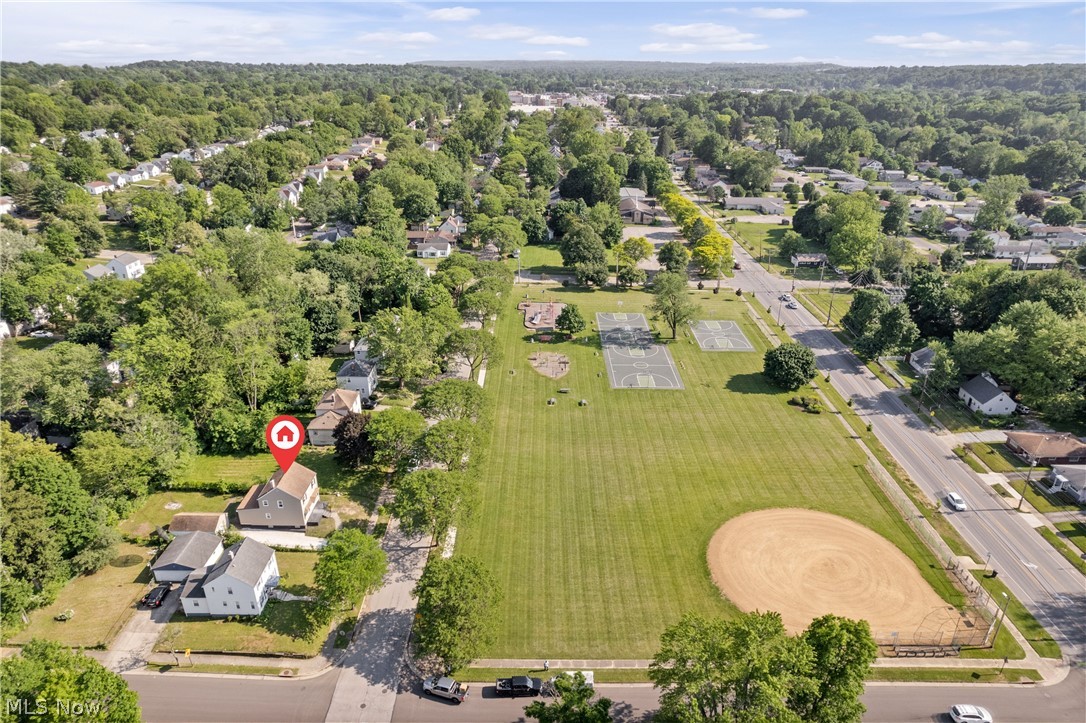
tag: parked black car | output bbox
[140,584,170,608]
[495,676,543,697]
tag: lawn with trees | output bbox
[455,286,963,659]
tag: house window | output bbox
[193,601,199,607]
[251,602,256,609]
[227,587,233,595]
[277,500,284,508]
[236,602,241,610]
[223,601,228,607]
[262,500,269,507]
[265,513,271,519]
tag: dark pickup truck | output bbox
[494,676,542,697]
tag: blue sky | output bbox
[2,1,1083,66]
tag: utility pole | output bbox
[817,261,826,291]
[826,290,837,326]
[1018,460,1038,511]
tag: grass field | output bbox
[795,289,854,329]
[966,443,1036,474]
[455,285,964,659]
[1056,521,1086,553]
[729,222,826,280]
[120,491,237,538]
[9,543,152,648]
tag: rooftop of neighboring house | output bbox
[959,373,1007,403]
[151,531,221,571]
[1005,432,1086,460]
[337,358,378,377]
[203,538,275,588]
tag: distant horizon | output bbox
[2,1,1083,67]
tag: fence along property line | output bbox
[862,461,995,649]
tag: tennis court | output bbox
[597,313,684,389]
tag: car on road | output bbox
[949,703,993,723]
[733,261,742,270]
[946,492,968,511]
[779,294,792,302]
[495,676,542,697]
[140,584,170,608]
[361,396,378,410]
[422,676,468,704]
[29,330,54,338]
[786,301,799,309]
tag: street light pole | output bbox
[983,551,992,575]
[1017,461,1037,511]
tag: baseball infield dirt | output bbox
[708,508,960,638]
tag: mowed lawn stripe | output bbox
[458,290,953,658]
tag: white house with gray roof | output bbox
[958,372,1016,416]
[336,357,378,397]
[107,253,145,280]
[180,538,279,617]
[151,531,223,584]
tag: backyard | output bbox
[455,285,963,659]
[8,542,153,648]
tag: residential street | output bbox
[722,225,1086,661]
[127,668,1086,723]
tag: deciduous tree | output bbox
[413,556,502,671]
[650,271,700,339]
[763,342,818,390]
[313,528,387,622]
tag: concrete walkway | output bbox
[324,520,432,723]
[954,430,1009,444]
[239,529,327,549]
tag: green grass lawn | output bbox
[966,443,1036,474]
[1037,527,1086,576]
[795,289,854,329]
[972,573,1061,659]
[730,222,825,280]
[456,286,963,659]
[9,543,153,648]
[1056,521,1086,553]
[867,667,1040,683]
[157,552,322,657]
[119,491,237,538]
[510,244,567,277]
[181,454,278,488]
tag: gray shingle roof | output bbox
[203,538,275,588]
[960,374,1007,405]
[337,358,377,377]
[152,531,222,571]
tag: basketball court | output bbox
[597,313,684,389]
[690,320,755,352]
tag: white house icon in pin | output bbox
[270,420,300,449]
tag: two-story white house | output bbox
[108,253,146,280]
[236,464,321,529]
[336,357,378,398]
[180,538,279,617]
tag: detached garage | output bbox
[151,531,223,584]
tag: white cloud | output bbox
[468,23,536,40]
[867,32,1032,55]
[641,23,769,53]
[468,24,588,46]
[358,30,438,45]
[523,35,589,47]
[520,50,569,58]
[749,7,808,20]
[425,6,480,22]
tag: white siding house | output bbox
[180,539,279,617]
[107,253,145,280]
[958,372,1016,416]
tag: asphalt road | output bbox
[129,668,1084,723]
[724,229,1086,661]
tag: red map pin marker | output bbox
[265,415,304,471]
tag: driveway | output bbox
[239,529,327,550]
[102,585,181,672]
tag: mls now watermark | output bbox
[7,698,105,716]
